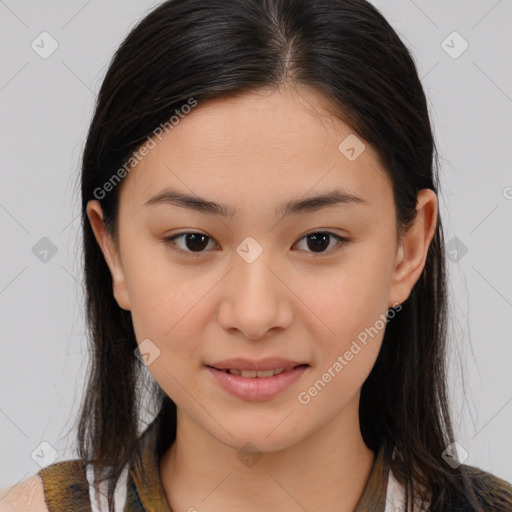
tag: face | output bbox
[88,84,436,452]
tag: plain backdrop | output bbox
[1,0,511,489]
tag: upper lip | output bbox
[207,358,308,371]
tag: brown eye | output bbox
[163,232,217,254]
[162,231,348,257]
[294,232,348,254]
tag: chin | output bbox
[209,417,308,454]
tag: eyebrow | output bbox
[143,187,369,217]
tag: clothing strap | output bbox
[38,459,91,512]
[354,441,393,511]
[126,417,172,512]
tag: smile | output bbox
[206,364,309,401]
[216,366,299,377]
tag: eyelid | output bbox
[162,231,219,257]
[162,230,350,256]
[293,232,348,256]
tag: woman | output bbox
[2,0,511,510]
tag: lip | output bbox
[206,364,309,401]
[207,357,306,372]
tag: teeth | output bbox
[224,367,295,377]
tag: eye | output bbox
[293,231,349,255]
[162,231,349,256]
[162,232,219,255]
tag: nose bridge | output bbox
[232,234,280,303]
[217,235,292,338]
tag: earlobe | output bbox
[388,189,438,307]
[86,200,131,311]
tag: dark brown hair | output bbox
[74,0,511,510]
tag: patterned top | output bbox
[37,416,511,511]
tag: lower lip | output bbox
[206,365,309,401]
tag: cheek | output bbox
[122,246,226,397]
[120,256,203,399]
[124,257,209,405]
[297,280,388,413]
[299,254,391,341]
[297,257,391,400]
[121,240,205,336]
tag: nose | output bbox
[216,248,294,340]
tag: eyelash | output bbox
[161,231,349,257]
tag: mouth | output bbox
[206,364,309,378]
[205,363,310,401]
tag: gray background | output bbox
[1,0,511,489]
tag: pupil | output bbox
[182,233,331,253]
[185,233,209,252]
[307,233,329,252]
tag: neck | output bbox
[159,395,376,512]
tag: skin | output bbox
[87,83,437,512]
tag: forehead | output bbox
[118,84,392,213]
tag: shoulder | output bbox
[0,474,48,512]
[447,464,512,511]
[464,464,512,501]
[1,459,91,512]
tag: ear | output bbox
[86,200,131,311]
[388,189,438,308]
